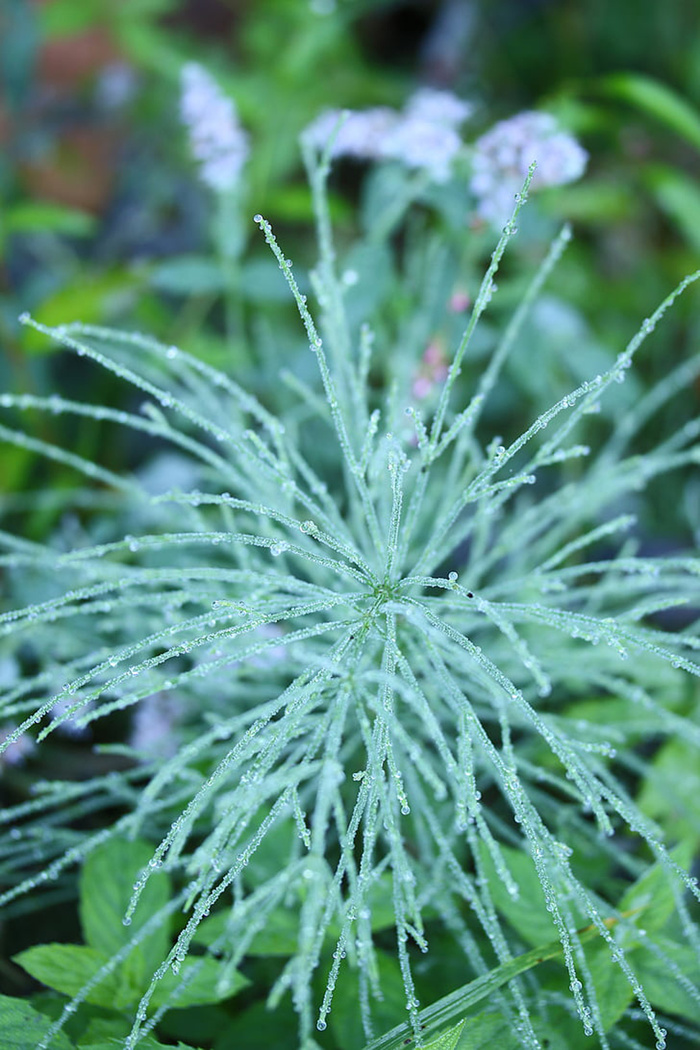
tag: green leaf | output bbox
[633,935,700,1023]
[38,0,105,35]
[599,74,700,151]
[452,1012,519,1050]
[150,956,250,1009]
[638,738,700,842]
[149,257,227,296]
[0,994,74,1050]
[79,837,171,986]
[424,1020,466,1050]
[362,919,619,1050]
[12,944,137,1010]
[584,944,634,1031]
[208,998,298,1050]
[477,841,556,948]
[6,203,97,238]
[644,164,700,254]
[619,840,696,935]
[330,950,408,1050]
[193,904,299,956]
[24,272,140,352]
[75,1014,130,1047]
[241,258,296,303]
[81,1042,201,1050]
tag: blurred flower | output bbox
[412,339,449,399]
[383,116,463,183]
[50,697,94,738]
[302,87,471,183]
[95,62,137,110]
[129,692,185,760]
[404,87,472,128]
[449,288,471,313]
[470,111,588,227]
[180,63,249,192]
[0,726,35,771]
[301,107,396,160]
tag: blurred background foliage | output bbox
[1,0,699,540]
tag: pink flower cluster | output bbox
[412,340,449,399]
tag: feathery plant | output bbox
[1,143,700,1050]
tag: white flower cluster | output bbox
[470,110,588,227]
[302,87,472,183]
[180,62,249,192]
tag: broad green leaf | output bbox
[633,935,700,1024]
[644,164,700,254]
[477,841,555,948]
[194,873,395,958]
[24,273,140,352]
[12,944,137,1010]
[149,257,226,296]
[619,840,696,935]
[6,203,96,238]
[81,1042,201,1050]
[599,73,700,150]
[343,241,394,326]
[79,837,171,985]
[38,0,105,34]
[362,918,619,1050]
[638,738,700,842]
[0,994,74,1050]
[424,1019,466,1050]
[584,944,634,1031]
[193,905,299,956]
[150,956,250,1009]
[332,950,408,1050]
[75,1015,130,1046]
[452,1012,518,1050]
[241,258,297,303]
[240,808,298,888]
[207,998,298,1050]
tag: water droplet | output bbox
[253,213,263,223]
